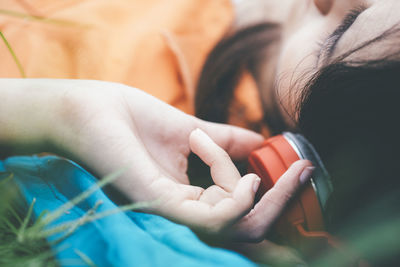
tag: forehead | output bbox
[332,0,400,62]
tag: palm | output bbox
[112,88,264,230]
[55,82,264,232]
[134,115,194,184]
[0,78,310,239]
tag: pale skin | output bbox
[235,0,400,120]
[1,0,397,257]
[228,0,400,261]
[0,2,397,266]
[0,78,312,239]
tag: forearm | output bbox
[0,79,62,155]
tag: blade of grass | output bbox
[0,31,26,78]
[5,206,23,225]
[38,168,127,227]
[0,9,90,28]
[74,249,97,267]
[0,217,19,234]
[38,200,157,240]
[86,199,159,222]
[17,198,36,242]
[35,209,49,224]
[49,200,104,245]
[0,172,14,188]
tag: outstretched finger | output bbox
[189,128,241,192]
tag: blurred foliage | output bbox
[0,172,57,267]
[0,169,153,267]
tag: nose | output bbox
[313,0,334,14]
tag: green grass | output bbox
[0,172,56,267]
[0,169,155,267]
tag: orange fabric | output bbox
[0,0,265,132]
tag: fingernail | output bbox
[300,166,315,185]
[253,176,261,193]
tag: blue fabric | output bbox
[0,155,255,267]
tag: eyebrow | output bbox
[321,6,367,61]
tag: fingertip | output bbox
[299,166,315,185]
[291,159,313,169]
[234,173,260,205]
[241,173,259,185]
[272,160,315,198]
[288,160,314,185]
[253,177,261,193]
[189,128,202,143]
[189,128,198,153]
[244,173,261,193]
[189,128,214,154]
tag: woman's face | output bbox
[274,0,400,119]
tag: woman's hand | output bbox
[232,160,313,242]
[0,79,265,232]
[0,79,311,235]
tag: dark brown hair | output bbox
[195,23,287,134]
[195,22,400,265]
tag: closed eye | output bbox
[316,6,367,65]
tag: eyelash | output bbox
[314,32,334,66]
[314,6,366,64]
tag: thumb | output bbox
[196,119,264,160]
[232,160,314,242]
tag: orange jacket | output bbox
[0,0,266,134]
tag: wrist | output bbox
[0,79,63,154]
